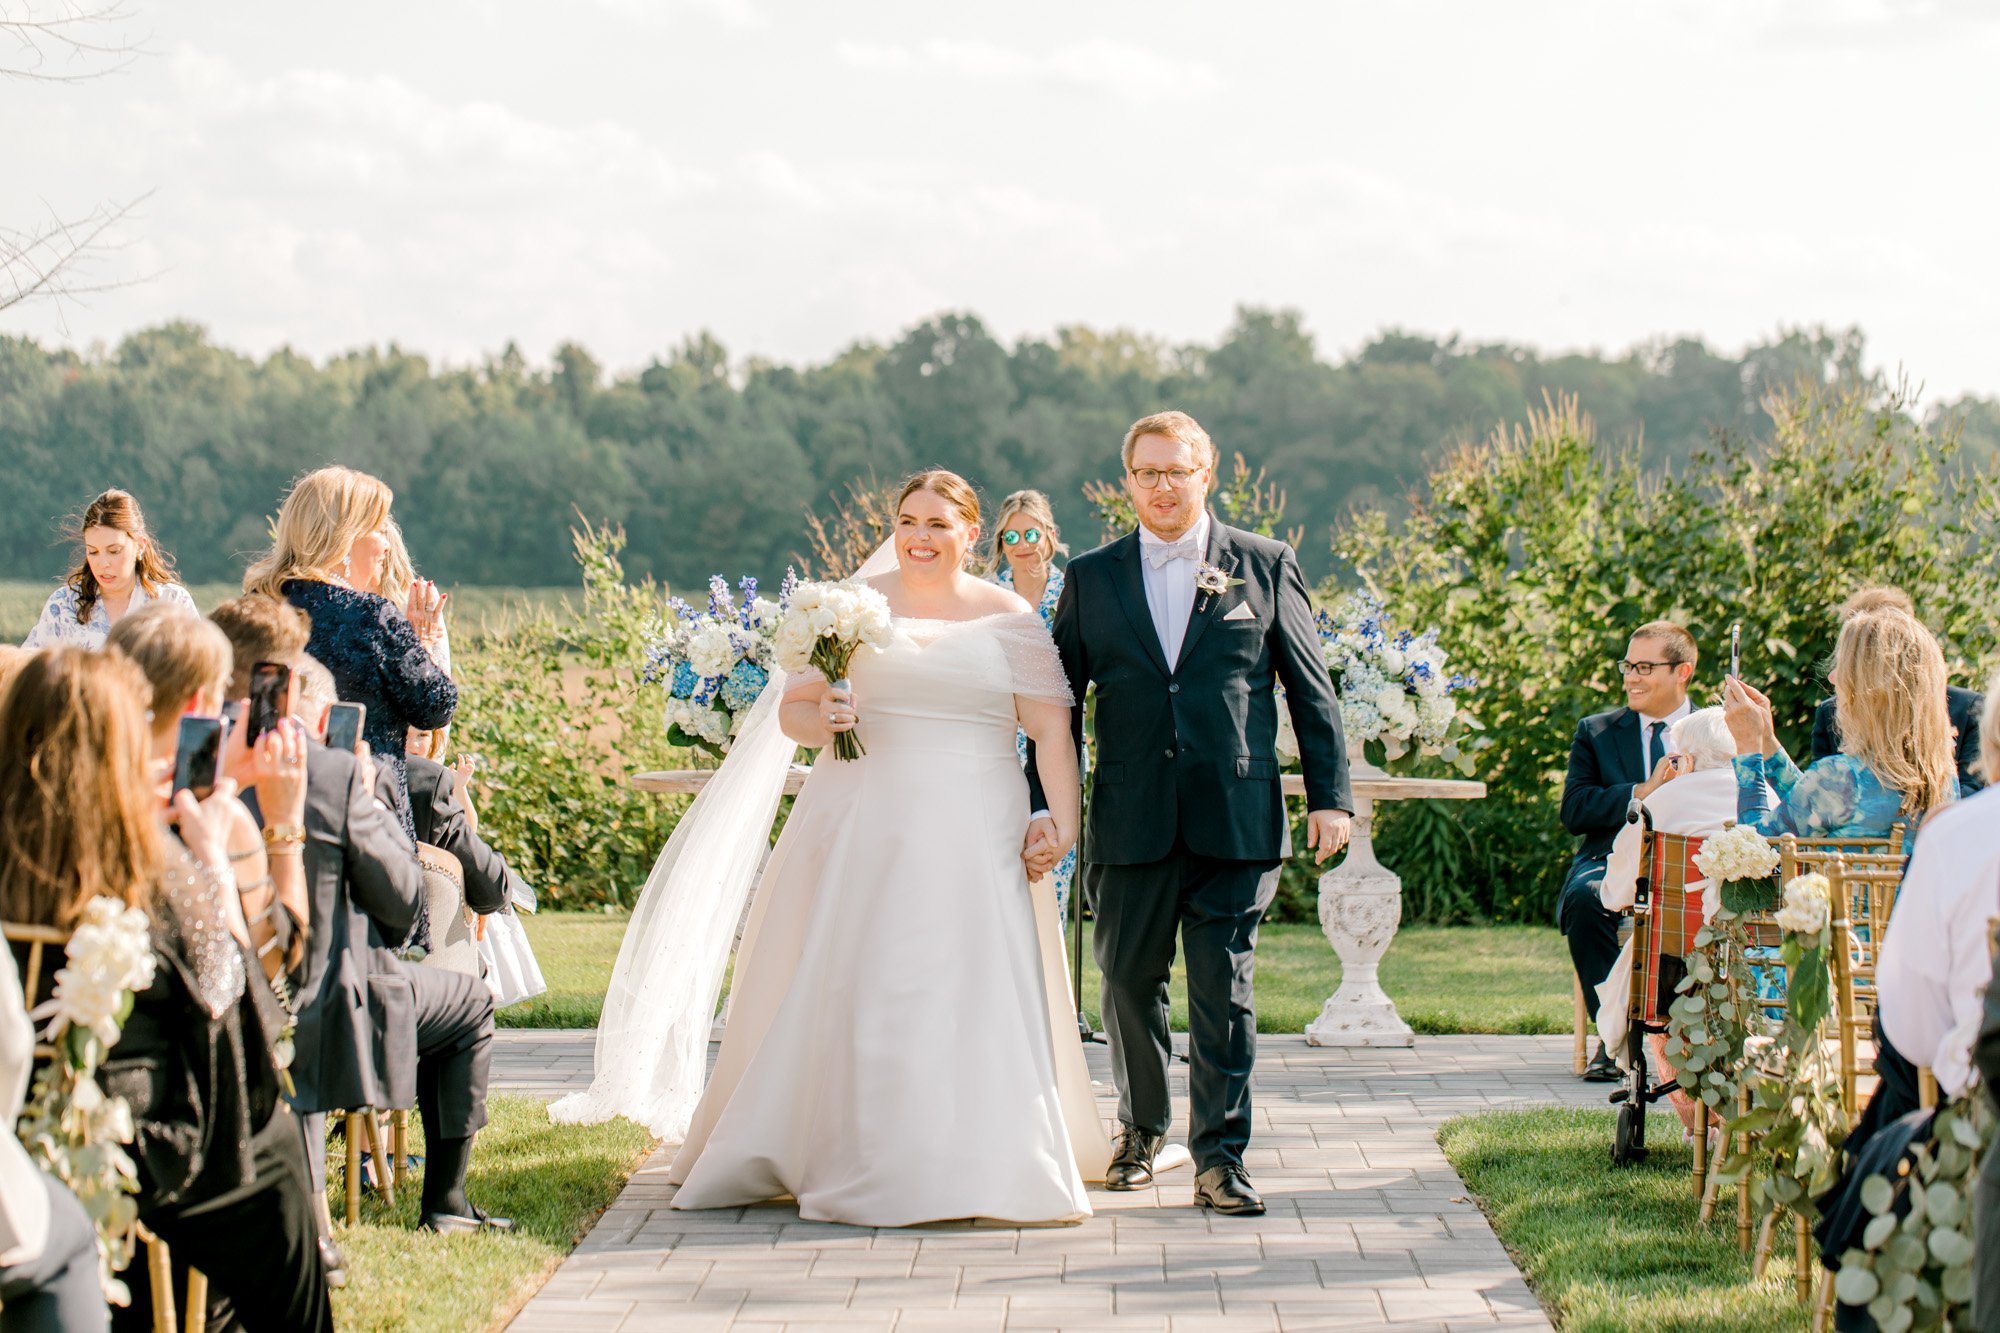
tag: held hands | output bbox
[1305,810,1352,865]
[1021,815,1073,882]
[1722,676,1777,756]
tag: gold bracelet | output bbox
[265,845,304,858]
[262,823,306,847]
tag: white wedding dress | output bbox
[667,611,1108,1225]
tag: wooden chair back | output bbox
[1826,856,1910,1113]
[3,920,69,1061]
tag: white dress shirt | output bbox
[1878,785,2000,1098]
[0,944,50,1267]
[1636,698,1692,777]
[1137,513,1210,668]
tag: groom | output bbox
[1026,410,1352,1216]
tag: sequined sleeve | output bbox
[372,598,458,731]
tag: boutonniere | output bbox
[1194,561,1244,612]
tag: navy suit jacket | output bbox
[1811,686,1985,793]
[1560,706,1648,860]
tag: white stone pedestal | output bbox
[1305,747,1415,1048]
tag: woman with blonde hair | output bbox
[22,489,196,650]
[246,466,455,858]
[0,649,332,1332]
[986,489,1082,927]
[1724,607,1958,837]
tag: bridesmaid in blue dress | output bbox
[989,490,1081,928]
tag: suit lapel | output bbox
[1608,708,1641,784]
[1107,535,1172,677]
[1173,518,1234,672]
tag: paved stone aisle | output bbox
[493,1031,1615,1333]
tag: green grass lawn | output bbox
[0,579,569,643]
[503,911,1573,1035]
[1440,1107,1807,1333]
[327,1094,653,1333]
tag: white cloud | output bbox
[832,40,914,71]
[833,36,1222,101]
[587,0,768,29]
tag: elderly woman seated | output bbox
[1595,705,1773,1135]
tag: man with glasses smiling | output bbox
[1558,621,1698,1081]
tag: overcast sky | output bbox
[4,0,1996,397]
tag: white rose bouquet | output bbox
[641,574,781,758]
[773,577,894,760]
[15,896,158,1304]
[1315,590,1481,772]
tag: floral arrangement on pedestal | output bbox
[772,578,894,761]
[13,896,159,1304]
[1276,590,1482,774]
[641,575,781,758]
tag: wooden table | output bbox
[631,764,1486,1048]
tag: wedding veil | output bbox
[549,540,899,1139]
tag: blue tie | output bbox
[1648,721,1667,774]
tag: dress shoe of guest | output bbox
[1193,1164,1265,1216]
[1103,1125,1165,1191]
[420,1204,516,1235]
[1581,1046,1621,1083]
[318,1237,348,1289]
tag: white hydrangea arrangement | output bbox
[773,577,895,760]
[14,896,159,1304]
[642,574,782,758]
[1774,871,1833,940]
[1692,822,1781,885]
[1305,590,1480,771]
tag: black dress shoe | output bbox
[420,1205,516,1235]
[1193,1164,1265,1216]
[1103,1125,1165,1192]
[1581,1046,1621,1083]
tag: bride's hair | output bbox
[897,469,981,530]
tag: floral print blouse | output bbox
[21,580,197,650]
[1731,748,1939,841]
[995,563,1065,625]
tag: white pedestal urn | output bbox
[1304,740,1416,1048]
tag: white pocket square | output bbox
[1222,602,1257,622]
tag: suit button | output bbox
[1169,684,1180,695]
[1164,748,1175,759]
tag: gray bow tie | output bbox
[1145,538,1201,569]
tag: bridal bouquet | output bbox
[642,575,781,758]
[15,896,158,1303]
[772,578,894,760]
[1314,591,1481,771]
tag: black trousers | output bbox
[405,961,493,1140]
[1557,853,1618,1022]
[116,1109,332,1333]
[1087,839,1278,1173]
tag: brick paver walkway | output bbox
[493,1030,1617,1333]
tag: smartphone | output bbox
[1729,623,1741,679]
[325,702,366,754]
[172,716,224,798]
[247,661,291,743]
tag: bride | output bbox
[554,469,1110,1226]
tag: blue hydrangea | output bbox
[670,661,700,699]
[691,675,723,707]
[721,660,769,711]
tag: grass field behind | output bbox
[506,911,1574,1036]
[0,579,573,643]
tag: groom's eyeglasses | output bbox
[1615,658,1683,677]
[1129,467,1201,490]
[1001,528,1042,547]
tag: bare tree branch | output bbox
[0,191,154,323]
[0,0,148,82]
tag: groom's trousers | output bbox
[1087,836,1279,1173]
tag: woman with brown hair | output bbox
[0,649,332,1333]
[21,490,195,650]
[246,466,454,855]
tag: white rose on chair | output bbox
[1774,872,1832,939]
[1690,823,1780,884]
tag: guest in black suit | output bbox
[1026,410,1351,1217]
[1808,586,1984,792]
[1559,621,1698,1081]
[209,596,510,1237]
[406,753,523,916]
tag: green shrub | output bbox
[453,521,690,909]
[1337,382,2000,923]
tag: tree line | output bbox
[2,311,1992,590]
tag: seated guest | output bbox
[0,648,332,1333]
[1595,706,1772,1133]
[105,604,309,975]
[21,489,196,650]
[1560,620,1698,1081]
[206,594,510,1236]
[1724,607,1958,839]
[1,944,109,1332]
[1876,684,2000,1101]
[1811,587,1983,792]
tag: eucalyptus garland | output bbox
[1832,1091,1994,1333]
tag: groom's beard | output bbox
[1133,496,1206,541]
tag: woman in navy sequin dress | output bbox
[245,467,456,842]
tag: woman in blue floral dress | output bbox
[22,489,196,649]
[989,490,1081,929]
